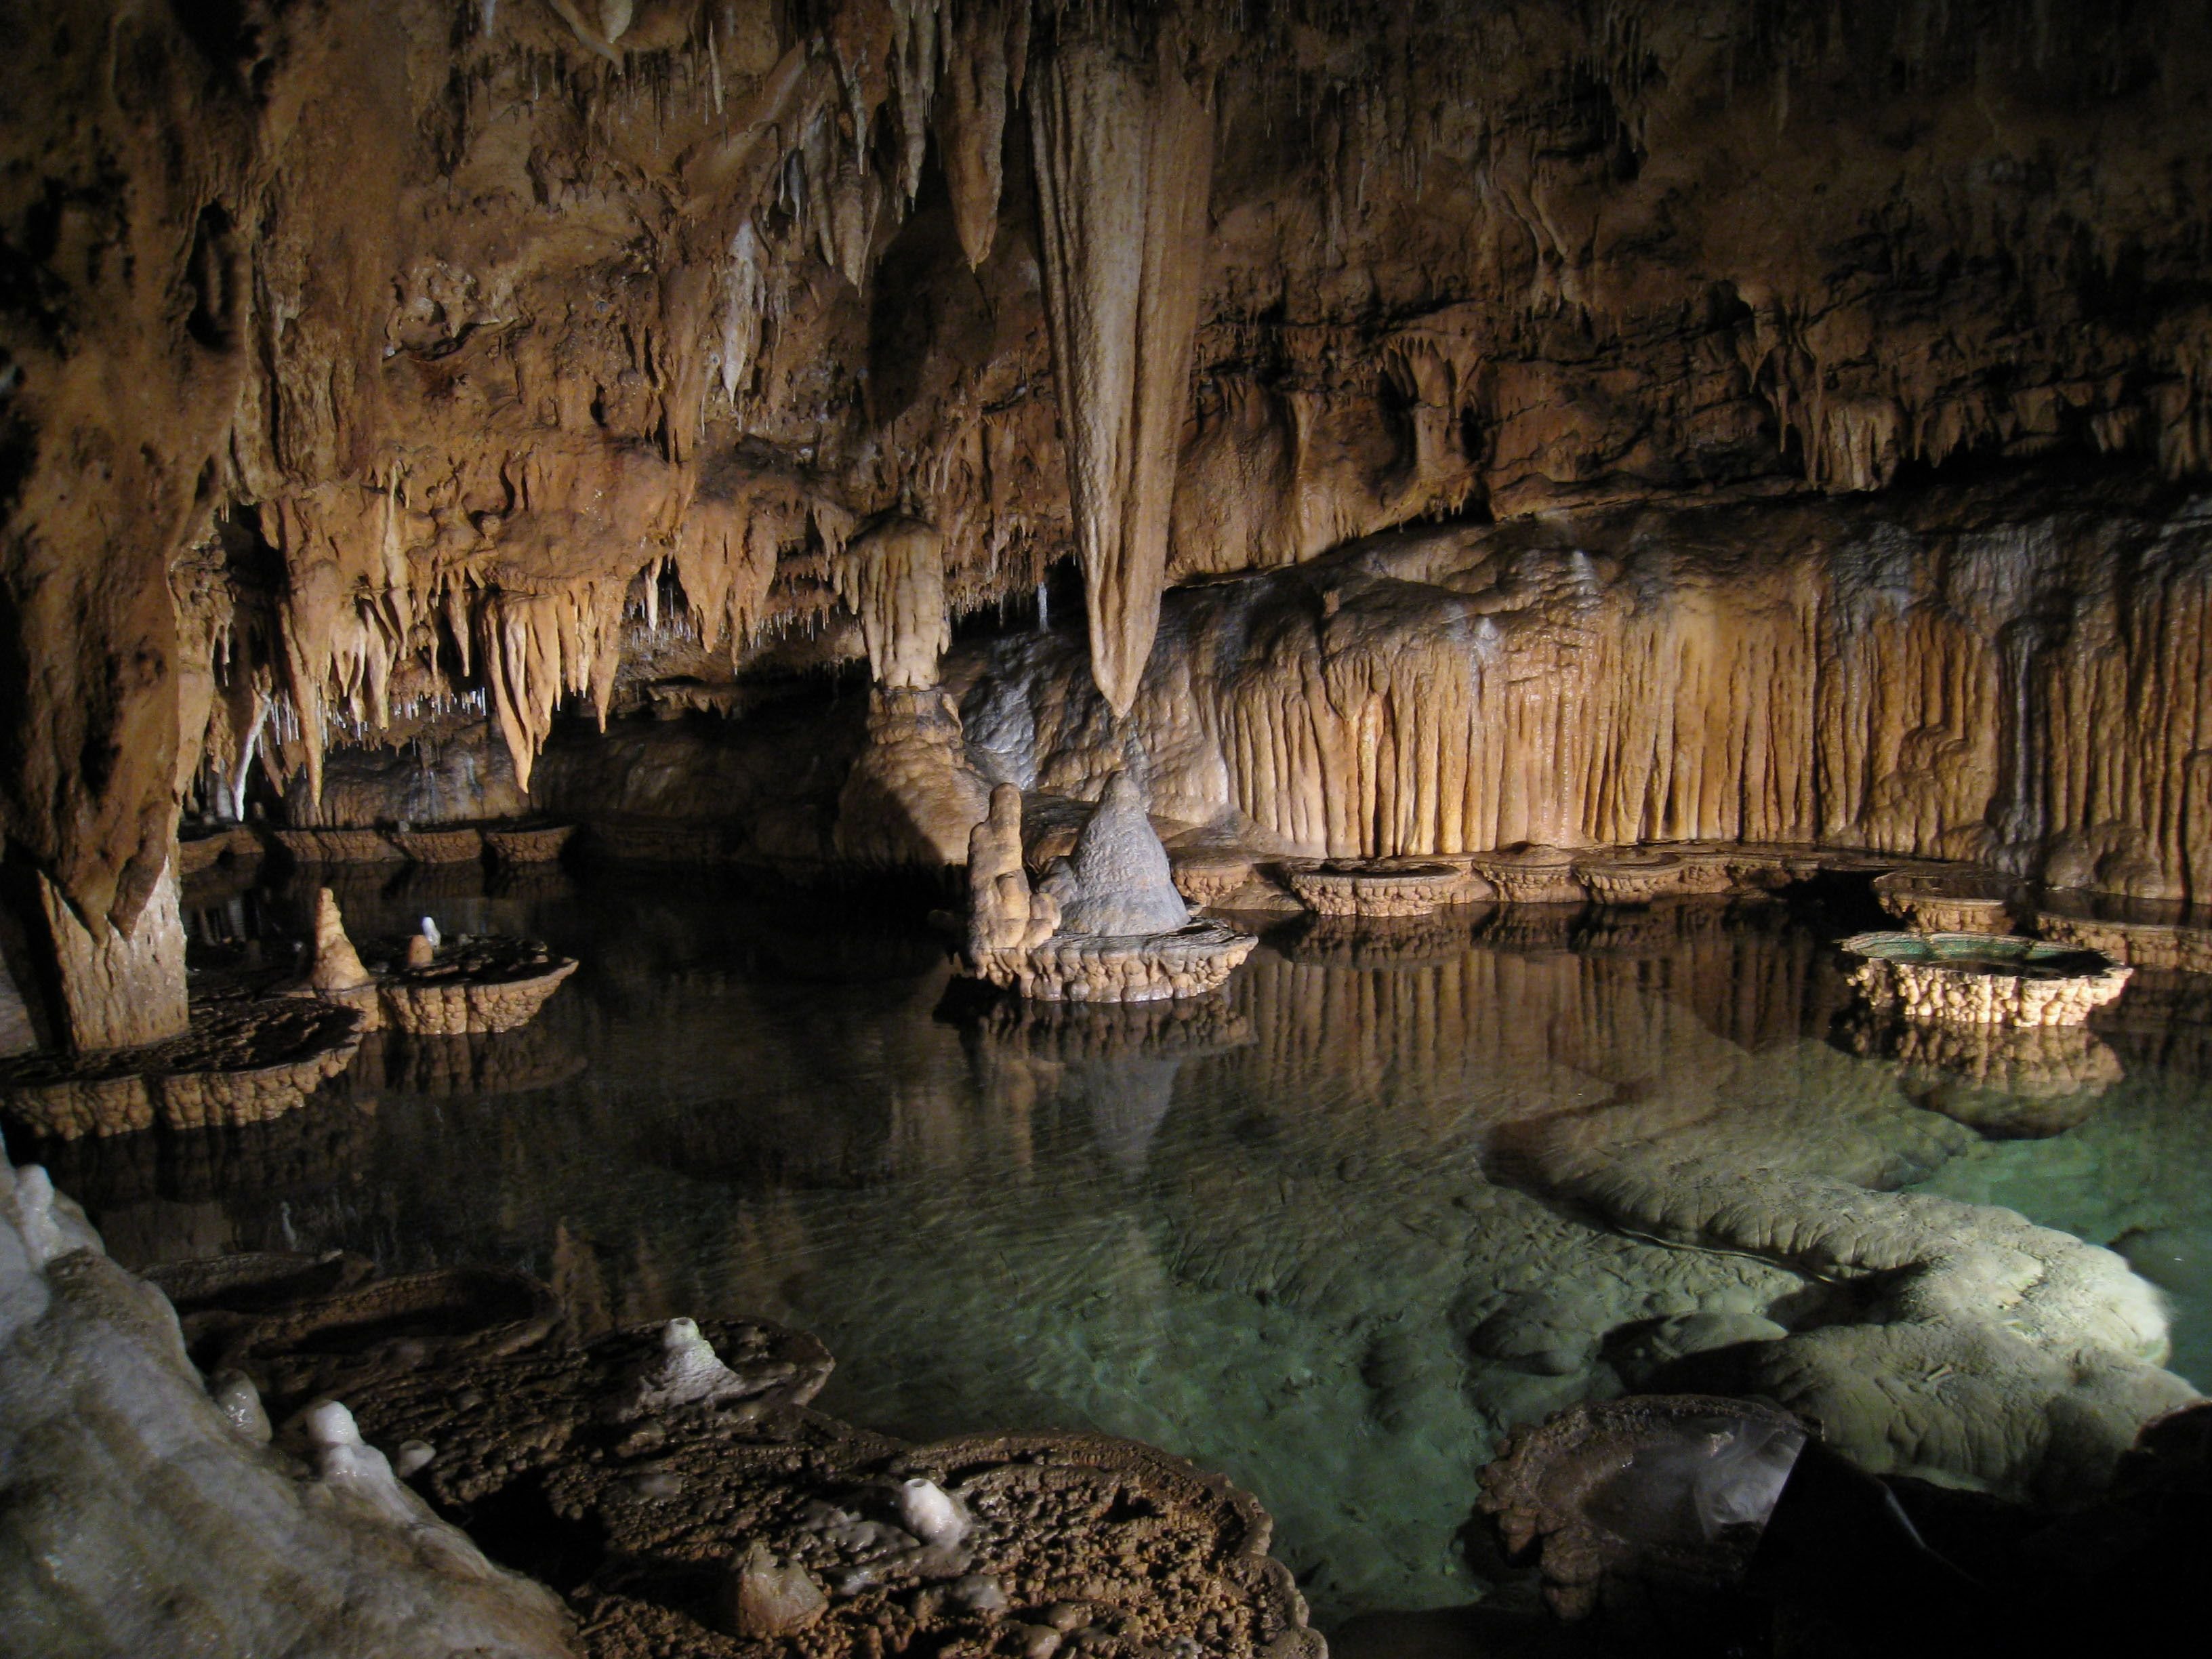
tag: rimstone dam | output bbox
[5,4,2212,1656]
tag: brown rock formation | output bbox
[1029,5,1215,715]
[960,476,2212,898]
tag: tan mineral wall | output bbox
[957,474,2212,900]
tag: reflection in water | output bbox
[38,874,2212,1624]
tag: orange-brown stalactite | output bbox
[1029,5,1214,716]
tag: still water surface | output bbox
[41,868,2212,1625]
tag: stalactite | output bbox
[1029,9,1215,716]
[935,0,1023,267]
[834,516,952,689]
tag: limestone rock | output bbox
[958,480,2212,900]
[1044,773,1191,938]
[717,1544,827,1638]
[0,1141,573,1657]
[836,689,994,870]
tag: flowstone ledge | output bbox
[1872,865,2022,934]
[214,1265,565,1418]
[178,823,266,879]
[1466,846,1586,905]
[1170,848,1261,908]
[2034,899,2212,973]
[0,994,363,1140]
[486,823,580,865]
[970,923,1258,1004]
[1842,931,2131,1026]
[387,826,488,864]
[1282,859,1479,917]
[276,826,411,864]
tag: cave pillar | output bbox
[831,516,991,869]
[1028,9,1215,716]
[0,858,189,1055]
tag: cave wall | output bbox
[958,471,2212,899]
[6,0,2212,923]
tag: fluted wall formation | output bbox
[964,478,2212,899]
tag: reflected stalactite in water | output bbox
[958,994,1257,1180]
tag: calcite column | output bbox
[1029,12,1214,716]
[832,516,991,869]
[3,859,190,1054]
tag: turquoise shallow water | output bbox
[35,867,2212,1625]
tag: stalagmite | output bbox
[1029,10,1214,715]
[1040,772,1191,937]
[307,888,374,994]
[968,783,1061,954]
[26,861,189,1053]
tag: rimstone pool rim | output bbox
[1839,930,2133,1027]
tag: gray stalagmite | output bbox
[1045,773,1193,937]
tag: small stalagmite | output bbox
[968,784,1061,955]
[307,888,374,994]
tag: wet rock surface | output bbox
[295,1311,1319,1659]
[0,994,364,1140]
[0,1139,574,1659]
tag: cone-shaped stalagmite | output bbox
[308,888,374,994]
[1029,10,1214,716]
